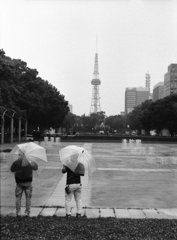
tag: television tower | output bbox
[90,52,101,114]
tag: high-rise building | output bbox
[145,72,151,93]
[164,64,177,97]
[153,82,164,101]
[136,87,149,106]
[145,71,152,100]
[125,87,149,114]
[90,53,101,114]
[68,104,73,113]
[125,88,137,114]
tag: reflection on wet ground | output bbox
[1,140,177,209]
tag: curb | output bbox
[1,207,177,219]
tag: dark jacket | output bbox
[11,159,38,184]
[62,163,85,185]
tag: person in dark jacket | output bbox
[62,162,85,218]
[11,150,38,217]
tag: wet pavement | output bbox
[1,140,177,218]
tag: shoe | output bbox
[76,214,81,218]
[66,214,71,218]
[16,213,21,217]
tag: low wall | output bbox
[60,135,177,143]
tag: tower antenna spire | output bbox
[96,33,98,53]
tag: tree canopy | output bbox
[127,95,177,136]
[0,49,69,130]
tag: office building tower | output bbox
[68,104,73,113]
[145,72,151,93]
[136,87,149,106]
[125,88,137,114]
[153,82,164,101]
[164,64,177,97]
[125,87,149,114]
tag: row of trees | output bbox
[64,95,177,136]
[0,49,69,133]
[126,95,177,136]
[64,111,128,134]
[63,111,107,133]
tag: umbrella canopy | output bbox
[59,145,97,176]
[7,142,48,175]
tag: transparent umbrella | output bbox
[59,145,97,176]
[6,142,48,176]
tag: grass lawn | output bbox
[1,216,177,240]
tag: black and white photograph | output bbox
[0,0,177,239]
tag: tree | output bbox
[126,95,177,136]
[105,115,127,133]
[150,95,177,136]
[138,100,153,135]
[0,50,69,132]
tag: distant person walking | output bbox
[11,150,38,217]
[62,162,85,218]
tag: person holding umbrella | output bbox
[8,142,48,217]
[11,150,38,217]
[60,145,97,218]
[62,159,85,218]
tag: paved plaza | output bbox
[1,140,177,218]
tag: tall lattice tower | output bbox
[90,53,101,114]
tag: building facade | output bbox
[136,87,149,106]
[125,87,149,114]
[153,82,164,101]
[68,104,73,113]
[125,88,137,114]
[145,72,151,93]
[164,64,177,97]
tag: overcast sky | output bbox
[1,0,177,117]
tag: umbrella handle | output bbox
[78,150,84,161]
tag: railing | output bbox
[0,106,27,144]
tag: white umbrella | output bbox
[59,145,97,176]
[7,142,48,175]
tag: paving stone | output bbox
[171,208,177,217]
[128,209,146,219]
[159,208,177,217]
[115,209,130,218]
[55,208,66,217]
[100,208,115,218]
[30,207,42,217]
[9,207,26,216]
[47,201,64,206]
[85,208,100,218]
[157,209,177,219]
[154,210,175,219]
[1,207,15,216]
[142,209,157,218]
[40,208,57,216]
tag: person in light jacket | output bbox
[62,162,85,218]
